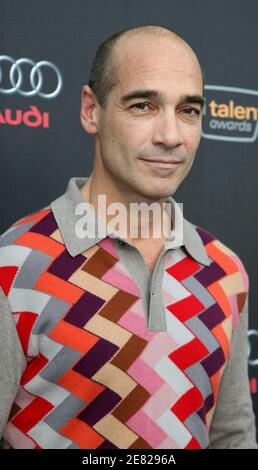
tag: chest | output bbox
[132,240,166,273]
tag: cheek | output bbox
[182,125,202,150]
[117,113,152,135]
[100,120,135,161]
[189,121,202,141]
[110,119,150,153]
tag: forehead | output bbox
[114,35,203,97]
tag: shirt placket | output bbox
[115,238,168,332]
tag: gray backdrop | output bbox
[1,0,258,440]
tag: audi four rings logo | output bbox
[0,55,63,99]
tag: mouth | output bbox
[139,158,183,169]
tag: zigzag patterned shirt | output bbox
[0,177,257,449]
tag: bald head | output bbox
[115,25,193,48]
[88,25,205,109]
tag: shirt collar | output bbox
[50,176,211,266]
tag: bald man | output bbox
[0,25,257,449]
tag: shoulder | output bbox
[0,205,56,238]
[0,205,58,247]
[0,206,60,294]
[193,222,249,318]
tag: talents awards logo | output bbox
[202,85,258,143]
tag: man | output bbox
[0,25,257,449]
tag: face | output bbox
[85,34,204,201]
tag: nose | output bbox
[152,109,184,149]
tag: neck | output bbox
[80,172,173,244]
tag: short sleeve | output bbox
[209,293,258,448]
[0,285,26,436]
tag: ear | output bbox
[80,85,99,134]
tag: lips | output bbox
[142,159,182,164]
[139,158,183,169]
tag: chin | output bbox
[137,185,176,201]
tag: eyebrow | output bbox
[120,89,204,109]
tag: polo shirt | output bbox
[0,176,257,449]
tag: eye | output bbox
[130,102,152,111]
[181,107,201,116]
